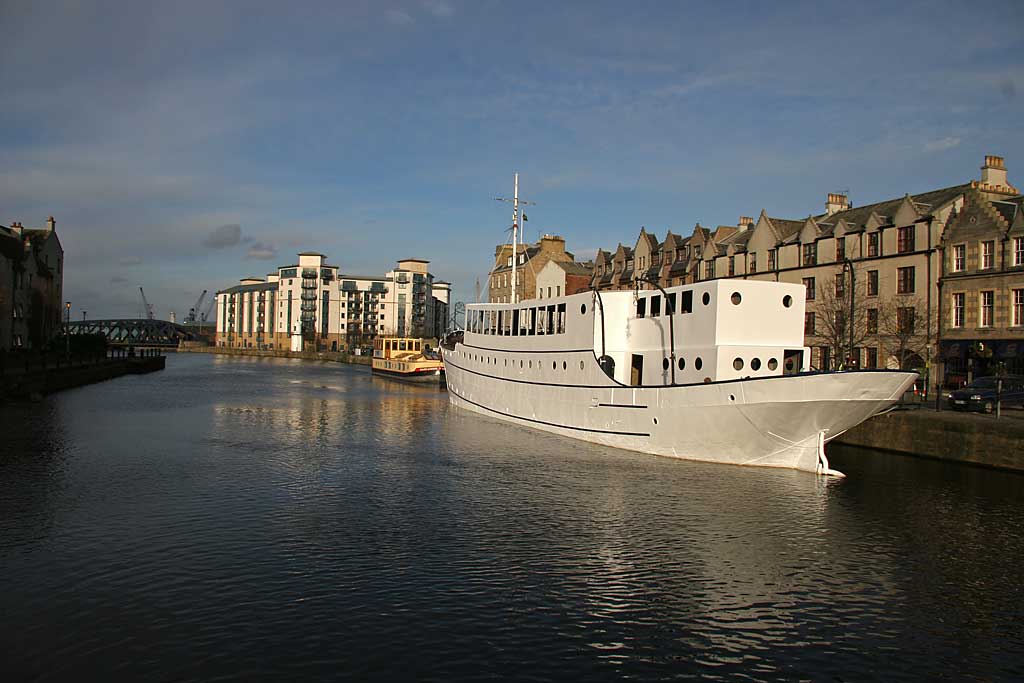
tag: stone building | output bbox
[938,184,1024,384]
[488,234,575,303]
[534,260,593,300]
[0,217,64,351]
[590,155,1021,391]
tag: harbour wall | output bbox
[834,408,1024,472]
[177,344,372,366]
[1,355,166,400]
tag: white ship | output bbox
[440,276,917,477]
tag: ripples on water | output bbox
[1,354,1022,681]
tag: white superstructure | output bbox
[440,278,917,475]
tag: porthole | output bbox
[733,357,744,371]
[702,292,711,305]
[695,357,703,370]
[504,359,508,367]
[552,361,557,370]
[783,295,793,308]
[678,357,686,371]
[653,417,659,425]
[580,360,585,371]
[529,360,532,369]
[581,303,587,315]
[768,358,778,371]
[663,358,670,370]
[729,394,735,401]
[520,359,524,368]
[731,292,742,305]
[562,361,567,370]
[751,358,761,371]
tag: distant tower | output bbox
[475,277,481,303]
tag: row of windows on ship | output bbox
[468,290,707,337]
[457,349,784,375]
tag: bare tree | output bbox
[876,297,930,370]
[808,277,869,370]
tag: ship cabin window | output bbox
[557,303,566,333]
[666,292,677,315]
[681,291,693,313]
[546,305,556,334]
[636,297,647,318]
[651,295,661,317]
[512,309,520,336]
[399,340,407,351]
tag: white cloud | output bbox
[924,137,961,153]
[245,242,277,260]
[202,224,243,248]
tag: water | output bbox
[1,353,1022,681]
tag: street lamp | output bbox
[65,301,71,358]
[842,259,856,369]
[82,310,87,323]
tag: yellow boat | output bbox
[371,337,445,383]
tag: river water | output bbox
[1,353,1022,681]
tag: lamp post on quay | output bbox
[65,301,71,358]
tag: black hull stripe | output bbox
[598,403,648,409]
[462,342,594,354]
[452,392,651,437]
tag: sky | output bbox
[2,0,1022,319]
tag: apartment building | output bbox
[216,253,448,351]
[0,216,64,351]
[488,235,576,303]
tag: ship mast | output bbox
[511,173,520,304]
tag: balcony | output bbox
[302,269,317,279]
[301,278,317,290]
[301,291,317,301]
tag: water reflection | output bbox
[0,353,1020,681]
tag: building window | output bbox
[952,293,965,328]
[1014,237,1024,267]
[952,244,966,272]
[981,241,995,269]
[865,347,878,369]
[835,273,845,298]
[804,312,815,335]
[868,232,880,257]
[867,308,878,334]
[803,277,815,300]
[897,306,916,334]
[897,226,915,254]
[836,237,845,261]
[980,290,994,327]
[897,266,915,294]
[749,253,757,273]
[1014,289,1024,327]
[867,270,878,297]
[802,242,817,267]
[705,261,714,279]
[728,256,735,276]
[768,249,776,271]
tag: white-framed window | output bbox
[952,244,966,272]
[980,290,994,327]
[981,240,995,269]
[1013,289,1023,327]
[1015,237,1024,267]
[952,292,965,328]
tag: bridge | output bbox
[69,318,211,348]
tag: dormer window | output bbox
[802,242,817,267]
[507,256,513,267]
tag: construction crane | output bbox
[200,297,216,323]
[138,287,155,320]
[186,290,208,324]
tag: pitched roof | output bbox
[555,261,593,276]
[991,198,1021,226]
[815,183,970,227]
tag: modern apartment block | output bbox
[589,155,1022,390]
[0,216,64,351]
[216,253,449,351]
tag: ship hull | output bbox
[441,347,916,474]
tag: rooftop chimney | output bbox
[738,216,754,231]
[46,216,55,232]
[825,192,850,216]
[980,155,1009,190]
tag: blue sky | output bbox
[2,0,1022,318]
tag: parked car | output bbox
[947,375,1024,413]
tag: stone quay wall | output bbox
[0,354,166,400]
[834,408,1024,472]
